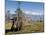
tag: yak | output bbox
[11,17,22,31]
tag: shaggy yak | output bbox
[11,17,22,31]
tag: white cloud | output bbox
[23,11,43,15]
[9,0,44,2]
[31,12,43,15]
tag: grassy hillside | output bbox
[5,21,44,35]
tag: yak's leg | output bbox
[11,20,14,31]
[18,28,19,31]
[11,25,14,31]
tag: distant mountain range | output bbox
[24,14,44,21]
[5,13,44,21]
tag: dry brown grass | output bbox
[5,21,44,35]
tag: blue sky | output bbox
[5,0,44,15]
